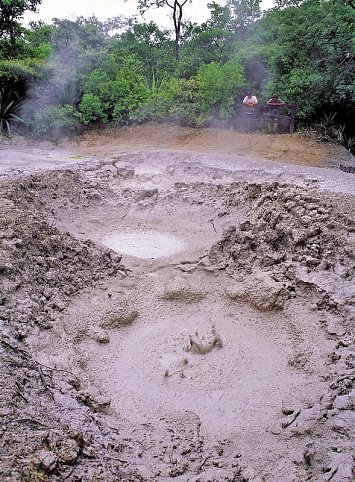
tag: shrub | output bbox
[78,93,108,124]
[197,60,245,119]
[82,55,149,122]
[32,105,80,136]
[166,78,205,126]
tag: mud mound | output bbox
[204,182,355,481]
[0,178,135,481]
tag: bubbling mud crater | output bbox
[2,149,354,482]
[82,292,325,442]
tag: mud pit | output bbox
[1,125,355,482]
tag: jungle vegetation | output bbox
[0,0,354,151]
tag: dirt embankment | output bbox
[0,125,354,482]
[1,123,354,173]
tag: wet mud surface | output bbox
[0,125,354,481]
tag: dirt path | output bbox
[0,125,354,482]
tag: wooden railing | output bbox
[215,103,298,134]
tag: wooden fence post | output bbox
[290,103,297,133]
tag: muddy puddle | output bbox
[102,230,186,259]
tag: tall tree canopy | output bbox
[137,0,191,60]
[0,0,42,57]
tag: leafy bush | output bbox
[0,88,27,137]
[142,77,205,126]
[198,60,245,118]
[32,105,80,135]
[78,93,108,124]
[315,113,355,155]
[0,58,47,94]
[166,78,204,126]
[83,55,149,121]
[139,77,206,126]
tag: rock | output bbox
[333,394,354,411]
[225,270,288,311]
[330,410,355,436]
[53,392,80,410]
[93,329,110,344]
[159,281,205,303]
[134,189,158,202]
[84,386,111,411]
[57,439,80,464]
[114,166,135,178]
[36,450,58,472]
[100,306,139,328]
[281,406,295,416]
[82,445,96,458]
[325,317,346,336]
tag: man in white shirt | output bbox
[243,91,258,114]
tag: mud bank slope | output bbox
[0,130,354,482]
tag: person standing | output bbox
[266,94,285,133]
[267,94,285,109]
[242,91,258,132]
[243,91,258,113]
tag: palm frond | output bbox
[0,88,27,137]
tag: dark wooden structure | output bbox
[229,103,297,134]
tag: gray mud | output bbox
[0,136,354,482]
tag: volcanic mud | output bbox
[0,127,354,482]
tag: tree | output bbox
[137,0,191,60]
[114,21,175,77]
[0,0,42,58]
[227,0,261,37]
[178,2,234,74]
[198,59,245,118]
[252,0,355,129]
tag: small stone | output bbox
[57,439,80,464]
[333,395,353,411]
[94,330,110,344]
[281,407,294,416]
[82,446,96,458]
[36,450,58,472]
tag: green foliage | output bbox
[32,105,80,135]
[166,77,205,126]
[78,93,108,124]
[0,0,42,58]
[115,21,175,78]
[0,0,353,147]
[49,81,82,107]
[177,3,234,75]
[198,60,245,118]
[137,0,190,60]
[34,42,52,60]
[0,87,26,136]
[315,112,355,154]
[83,55,149,120]
[255,0,355,122]
[0,58,46,86]
[140,76,206,126]
[227,0,262,32]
